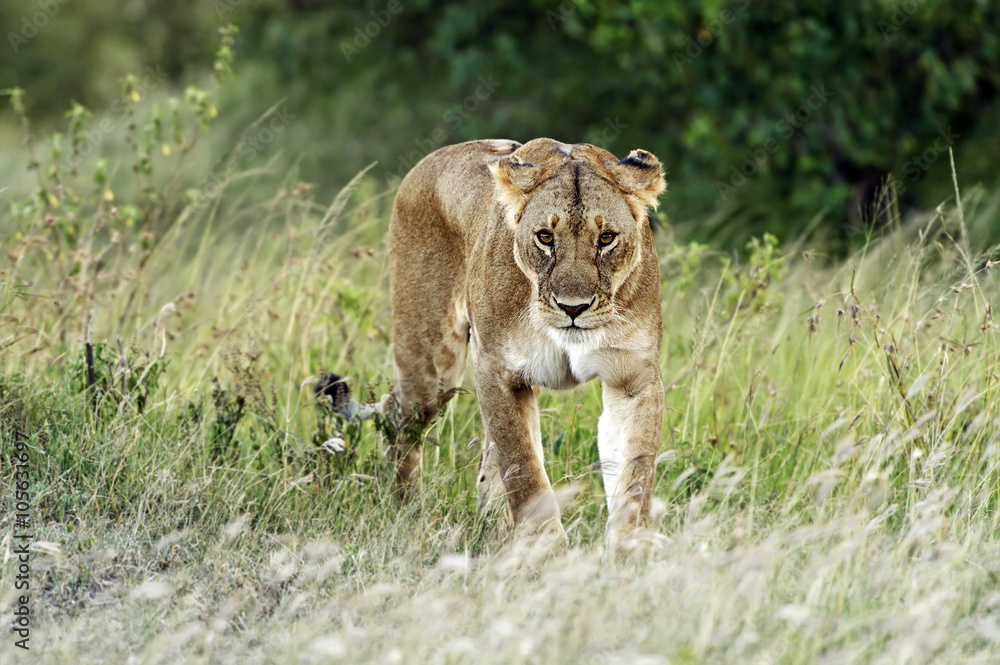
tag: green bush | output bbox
[210,0,1000,247]
[3,0,1000,249]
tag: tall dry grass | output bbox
[2,43,1000,662]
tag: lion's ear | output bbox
[489,156,546,225]
[611,149,667,220]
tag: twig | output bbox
[86,315,96,411]
[117,336,127,399]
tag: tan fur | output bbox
[388,138,666,548]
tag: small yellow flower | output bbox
[209,104,218,118]
[47,193,59,208]
[104,189,114,202]
[161,143,171,156]
[130,90,141,103]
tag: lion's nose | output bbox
[556,298,593,320]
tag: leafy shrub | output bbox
[6,2,1000,250]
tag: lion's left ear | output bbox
[489,156,547,226]
[611,149,667,221]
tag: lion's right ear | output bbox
[489,156,545,226]
[611,149,667,222]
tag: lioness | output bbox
[381,138,665,546]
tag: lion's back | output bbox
[391,140,521,242]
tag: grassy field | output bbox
[3,80,1000,663]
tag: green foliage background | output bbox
[3,6,1000,662]
[2,0,1000,247]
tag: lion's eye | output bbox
[536,230,554,246]
[599,232,617,247]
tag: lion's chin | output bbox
[549,321,600,339]
[538,315,588,332]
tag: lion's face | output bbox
[514,165,643,334]
[490,141,666,338]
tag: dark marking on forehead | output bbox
[549,213,560,228]
[568,162,585,233]
[594,215,604,230]
[571,163,582,209]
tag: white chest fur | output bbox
[503,329,605,390]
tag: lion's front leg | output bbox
[474,364,563,536]
[476,437,505,515]
[598,366,664,550]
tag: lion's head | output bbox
[489,139,666,337]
